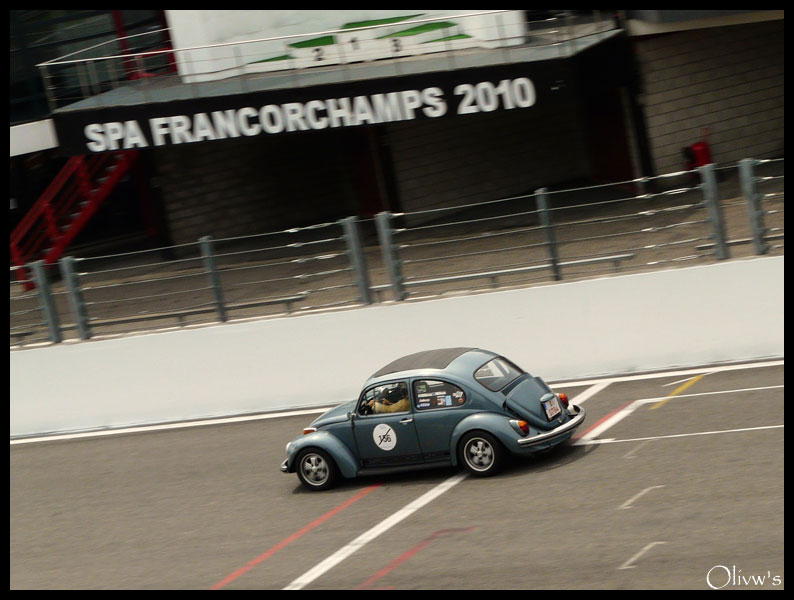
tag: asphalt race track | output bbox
[10,360,784,590]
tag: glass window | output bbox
[358,382,410,416]
[413,380,466,411]
[474,357,523,391]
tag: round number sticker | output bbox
[373,424,397,451]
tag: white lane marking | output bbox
[618,485,665,510]
[564,382,611,405]
[561,359,783,387]
[9,408,332,445]
[618,542,667,570]
[573,384,783,447]
[577,424,784,446]
[635,385,784,406]
[11,362,784,446]
[283,473,468,590]
[623,439,653,459]
[662,375,704,387]
[573,400,643,445]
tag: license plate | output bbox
[543,396,562,420]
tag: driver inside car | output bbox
[367,385,410,414]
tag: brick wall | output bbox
[386,96,591,218]
[635,19,784,174]
[152,99,593,242]
[151,132,358,246]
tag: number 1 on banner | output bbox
[335,38,397,63]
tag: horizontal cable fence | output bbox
[10,220,372,346]
[9,264,60,347]
[208,220,365,316]
[374,160,784,300]
[9,158,784,348]
[751,158,785,254]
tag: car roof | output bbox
[368,347,499,381]
[370,347,474,378]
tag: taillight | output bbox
[302,427,317,435]
[558,393,569,407]
[510,419,530,436]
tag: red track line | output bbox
[355,527,476,590]
[210,483,381,590]
[573,399,635,440]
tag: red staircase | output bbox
[10,150,139,290]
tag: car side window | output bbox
[413,380,466,411]
[358,382,410,416]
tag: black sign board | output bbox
[51,60,576,155]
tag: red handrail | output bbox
[10,151,138,290]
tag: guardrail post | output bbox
[375,212,406,301]
[86,59,100,95]
[59,256,91,340]
[233,46,250,92]
[535,188,562,281]
[39,65,58,113]
[699,163,730,260]
[739,158,769,255]
[340,216,373,305]
[199,236,227,322]
[30,261,62,344]
[76,62,91,101]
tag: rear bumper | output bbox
[516,404,586,448]
[280,458,290,473]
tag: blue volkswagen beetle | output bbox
[280,347,585,490]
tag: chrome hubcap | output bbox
[465,438,494,471]
[300,454,329,485]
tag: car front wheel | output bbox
[459,431,504,477]
[296,448,338,491]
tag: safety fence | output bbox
[372,159,784,300]
[36,11,616,112]
[9,158,784,348]
[10,220,368,346]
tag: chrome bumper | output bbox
[516,404,586,448]
[280,458,289,473]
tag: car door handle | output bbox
[399,417,413,424]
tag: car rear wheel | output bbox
[459,431,504,477]
[296,448,338,491]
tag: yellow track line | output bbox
[649,374,705,410]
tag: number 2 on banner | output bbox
[454,78,536,115]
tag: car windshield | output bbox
[474,357,524,391]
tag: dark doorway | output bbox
[344,126,397,218]
[580,85,635,183]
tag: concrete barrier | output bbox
[10,256,784,437]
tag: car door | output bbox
[411,378,471,462]
[352,381,424,468]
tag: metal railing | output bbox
[36,11,617,112]
[10,219,372,347]
[9,158,784,348]
[372,169,710,300]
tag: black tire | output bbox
[295,448,339,491]
[458,431,504,477]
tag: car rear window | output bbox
[474,357,523,391]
